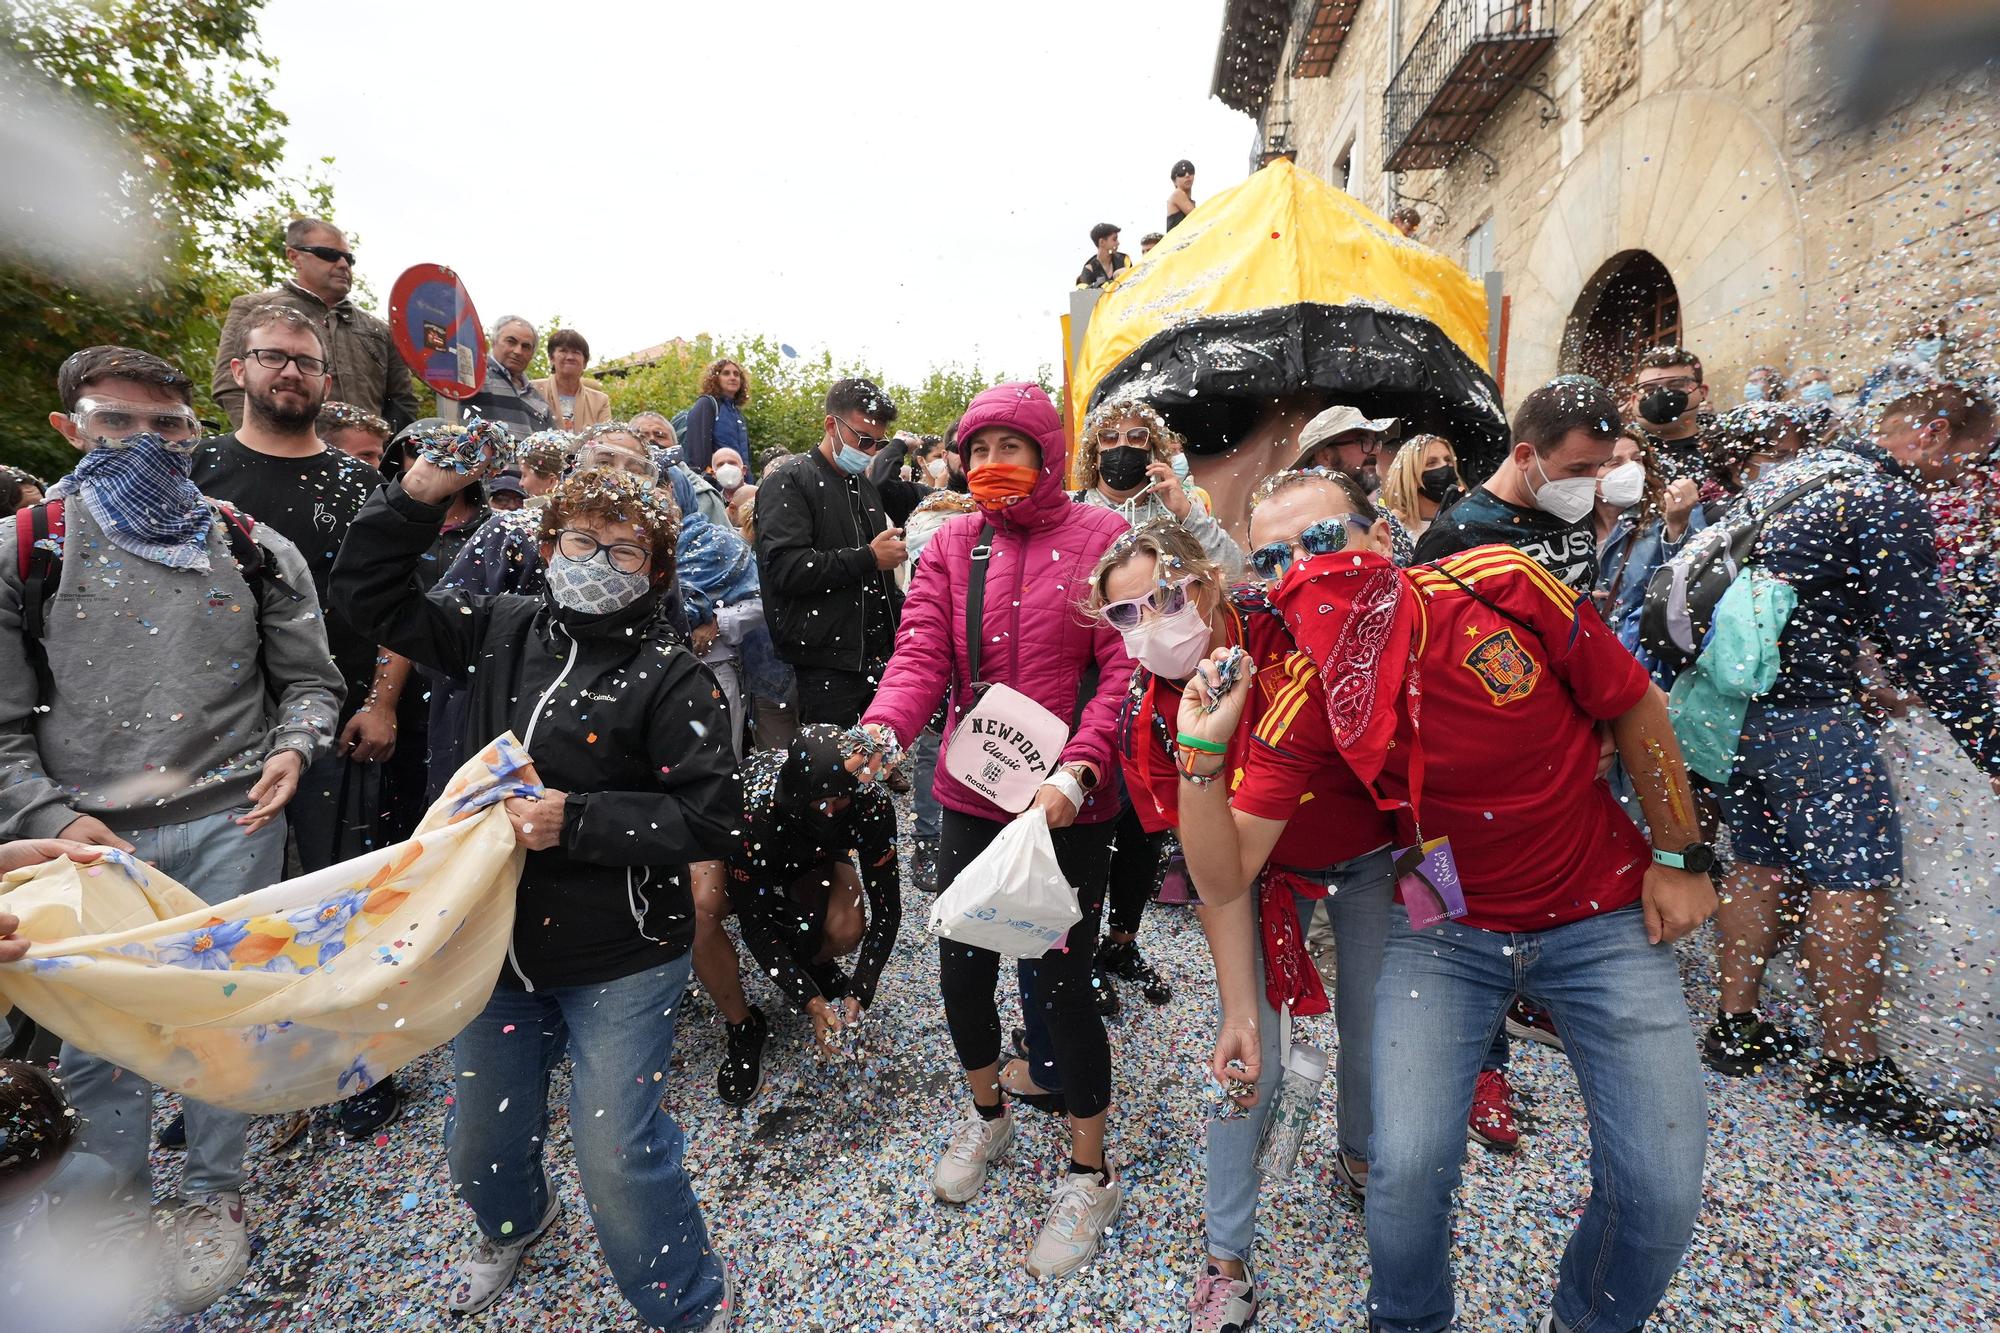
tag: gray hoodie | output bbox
[0,495,343,837]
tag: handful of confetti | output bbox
[1202,646,1251,713]
[412,417,517,476]
[1202,1058,1256,1120]
[838,725,906,778]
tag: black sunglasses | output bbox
[244,347,329,377]
[294,243,356,266]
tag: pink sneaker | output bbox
[1188,1262,1257,1332]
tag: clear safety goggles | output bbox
[71,397,202,445]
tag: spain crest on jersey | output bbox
[1462,627,1540,706]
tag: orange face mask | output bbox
[967,463,1040,510]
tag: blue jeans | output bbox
[444,956,725,1331]
[1205,847,1393,1261]
[1366,905,1706,1333]
[57,805,285,1226]
[911,727,942,843]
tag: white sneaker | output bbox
[1025,1163,1123,1278]
[445,1179,562,1317]
[701,1263,739,1331]
[931,1108,1015,1203]
[166,1191,251,1314]
[1189,1260,1258,1332]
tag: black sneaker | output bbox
[335,1074,403,1139]
[912,839,938,894]
[1701,1011,1801,1077]
[717,1006,769,1107]
[1090,967,1121,1019]
[1096,938,1172,1005]
[1805,1056,1993,1149]
[158,1110,187,1151]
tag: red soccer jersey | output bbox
[1384,546,1653,931]
[1119,597,1392,869]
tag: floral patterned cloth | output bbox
[0,736,538,1113]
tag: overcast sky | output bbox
[256,0,1255,382]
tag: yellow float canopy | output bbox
[1071,158,1509,474]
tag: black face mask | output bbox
[1639,387,1690,426]
[1096,445,1151,492]
[1418,465,1458,502]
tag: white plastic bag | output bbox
[928,809,1081,958]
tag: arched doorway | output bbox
[1560,250,1682,389]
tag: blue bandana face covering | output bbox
[544,550,651,615]
[60,433,212,571]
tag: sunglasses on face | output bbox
[71,397,201,442]
[294,243,355,266]
[833,417,889,452]
[1248,515,1377,582]
[244,347,329,377]
[556,528,651,575]
[1101,576,1195,631]
[1097,426,1152,448]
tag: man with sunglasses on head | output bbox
[1177,466,1716,1333]
[213,217,418,433]
[0,346,343,1316]
[753,377,911,726]
[192,303,416,1139]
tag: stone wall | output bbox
[1252,0,1998,401]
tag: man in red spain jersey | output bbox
[1176,466,1716,1333]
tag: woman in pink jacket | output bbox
[860,382,1135,1278]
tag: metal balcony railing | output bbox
[1382,0,1558,172]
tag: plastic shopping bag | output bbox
[928,809,1081,958]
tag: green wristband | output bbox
[1176,732,1228,755]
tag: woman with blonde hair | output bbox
[1076,397,1243,575]
[1375,432,1462,538]
[679,357,751,471]
[1084,504,1394,1329]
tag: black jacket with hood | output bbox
[331,482,742,990]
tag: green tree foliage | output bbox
[0,1,331,481]
[595,334,1017,455]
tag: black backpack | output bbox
[13,497,298,700]
[1638,460,1867,674]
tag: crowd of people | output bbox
[0,212,1995,1333]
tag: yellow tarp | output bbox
[0,737,535,1114]
[1070,158,1492,425]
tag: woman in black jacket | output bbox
[331,457,740,1332]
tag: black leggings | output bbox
[1105,803,1167,939]
[936,809,1115,1119]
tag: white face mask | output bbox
[1530,453,1600,524]
[1118,599,1212,680]
[714,463,744,490]
[1598,460,1647,510]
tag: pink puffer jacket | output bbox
[863,382,1135,825]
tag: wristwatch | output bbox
[1652,842,1716,874]
[1060,761,1099,791]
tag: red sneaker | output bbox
[1468,1068,1520,1152]
[1504,999,1565,1051]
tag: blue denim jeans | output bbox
[57,805,285,1226]
[1205,846,1394,1261]
[1366,905,1707,1332]
[444,956,725,1331]
[911,727,942,843]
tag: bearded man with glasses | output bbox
[212,216,418,432]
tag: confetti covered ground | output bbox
[139,835,1997,1333]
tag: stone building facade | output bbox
[1211,0,1999,402]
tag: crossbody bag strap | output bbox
[964,522,995,690]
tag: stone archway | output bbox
[1561,249,1682,388]
[1503,88,1807,393]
